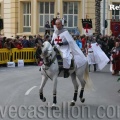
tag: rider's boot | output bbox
[94,64,96,72]
[64,68,69,78]
[89,65,90,72]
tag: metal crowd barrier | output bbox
[0,48,36,64]
[0,49,11,64]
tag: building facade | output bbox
[0,0,120,37]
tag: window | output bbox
[63,2,78,28]
[112,4,120,20]
[39,2,55,32]
[23,2,31,32]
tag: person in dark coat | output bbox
[111,41,120,75]
[35,34,43,45]
[22,36,30,48]
[45,21,50,35]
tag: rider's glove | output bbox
[57,43,63,46]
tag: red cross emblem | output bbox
[55,36,62,43]
[84,23,91,33]
[85,24,89,33]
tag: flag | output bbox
[91,43,109,70]
[82,19,93,36]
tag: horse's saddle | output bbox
[54,47,74,71]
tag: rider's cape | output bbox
[91,43,109,70]
[52,29,87,68]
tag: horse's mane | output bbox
[42,41,53,53]
[43,41,52,49]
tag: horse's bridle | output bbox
[42,50,56,68]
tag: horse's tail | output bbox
[83,62,93,89]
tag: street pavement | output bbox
[0,65,120,120]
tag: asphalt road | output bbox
[0,65,120,120]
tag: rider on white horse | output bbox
[39,19,92,108]
[51,19,87,78]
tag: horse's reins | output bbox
[43,50,56,67]
[42,50,57,80]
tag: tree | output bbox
[95,0,102,35]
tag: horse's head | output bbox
[41,41,53,58]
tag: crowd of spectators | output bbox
[0,34,50,49]
[0,33,120,55]
[0,34,51,65]
[0,33,120,65]
[73,34,120,58]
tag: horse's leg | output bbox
[39,75,48,102]
[76,66,87,103]
[78,76,86,103]
[51,76,58,109]
[70,72,79,106]
[79,86,85,103]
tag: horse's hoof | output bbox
[51,106,57,110]
[51,106,59,110]
[51,104,59,110]
[42,97,46,102]
[80,98,85,103]
[70,102,75,106]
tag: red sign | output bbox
[84,24,92,33]
[111,20,120,37]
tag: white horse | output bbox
[39,41,91,109]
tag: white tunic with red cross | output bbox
[87,43,96,65]
[52,34,71,59]
[52,30,87,69]
[88,42,109,70]
[52,32,72,68]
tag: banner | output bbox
[82,19,93,36]
[111,20,120,37]
[91,43,109,70]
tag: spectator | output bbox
[35,34,43,45]
[81,35,87,54]
[10,38,16,48]
[29,36,36,48]
[33,35,36,40]
[22,36,29,48]
[4,38,16,49]
[45,21,50,35]
[16,36,19,40]
[96,34,103,48]
[81,35,86,50]
[108,36,115,52]
[102,36,109,56]
[3,37,6,44]
[74,36,82,49]
[16,40,23,49]
[35,43,42,65]
[111,41,120,75]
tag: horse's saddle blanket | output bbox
[54,47,74,70]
